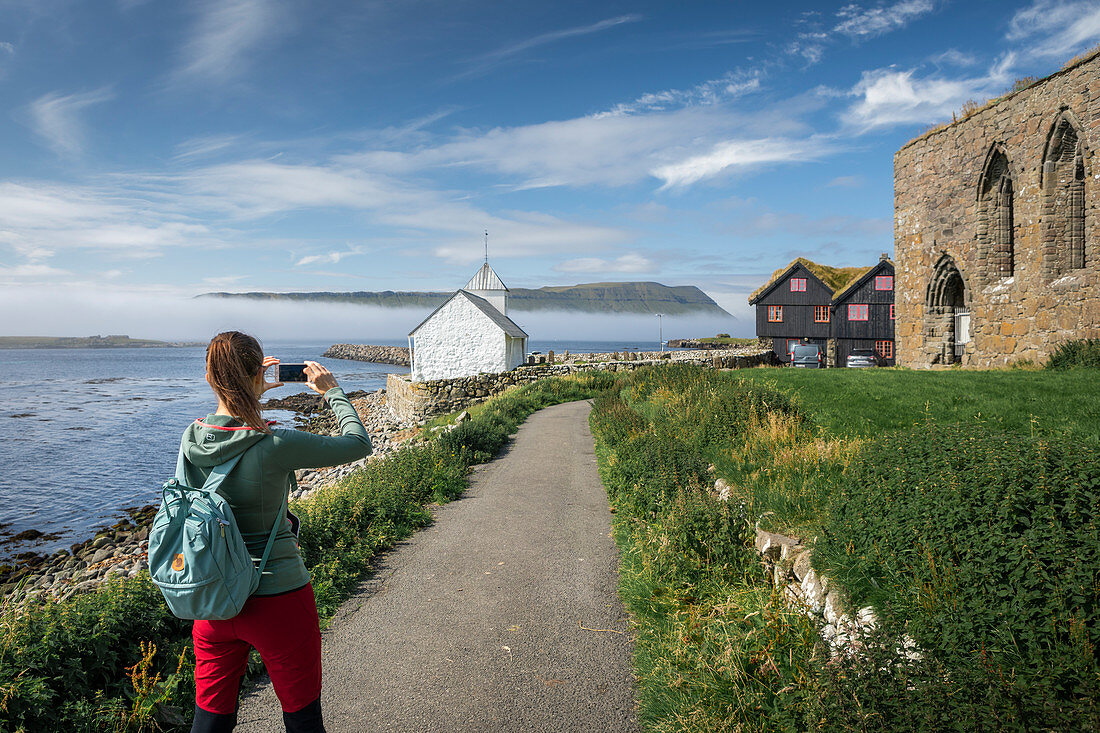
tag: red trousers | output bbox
[192,583,322,715]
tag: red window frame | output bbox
[814,305,830,323]
[876,340,894,359]
[875,275,894,291]
[790,278,807,292]
[767,305,783,322]
[890,304,896,320]
[848,304,869,321]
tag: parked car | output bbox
[788,343,823,368]
[846,349,882,368]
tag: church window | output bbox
[1042,113,1086,276]
[978,145,1015,279]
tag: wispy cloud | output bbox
[26,87,114,157]
[295,248,364,267]
[173,0,290,85]
[784,1,935,68]
[834,0,936,39]
[653,137,828,188]
[594,69,762,118]
[843,55,1013,130]
[554,253,655,274]
[344,98,814,191]
[173,134,244,161]
[1007,0,1100,59]
[0,181,212,259]
[826,175,865,188]
[457,14,643,78]
[929,48,978,68]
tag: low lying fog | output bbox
[4,288,748,344]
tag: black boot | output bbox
[283,696,326,733]
[191,704,237,733]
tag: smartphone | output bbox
[277,363,309,383]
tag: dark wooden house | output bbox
[748,259,841,364]
[749,256,896,366]
[831,256,896,366]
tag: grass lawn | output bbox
[591,364,1100,731]
[736,367,1100,440]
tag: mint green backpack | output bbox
[148,446,286,621]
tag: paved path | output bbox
[238,400,639,732]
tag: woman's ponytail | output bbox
[206,331,270,433]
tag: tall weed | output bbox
[1045,338,1100,370]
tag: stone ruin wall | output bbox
[894,52,1100,368]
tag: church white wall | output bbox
[466,289,507,315]
[505,335,526,370]
[411,297,509,381]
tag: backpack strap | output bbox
[181,446,289,576]
[198,452,245,493]
[254,488,289,577]
[174,444,187,483]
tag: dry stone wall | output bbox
[894,51,1100,367]
[387,348,777,423]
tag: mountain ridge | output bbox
[198,281,731,317]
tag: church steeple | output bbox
[464,261,508,315]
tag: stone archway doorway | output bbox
[925,256,969,364]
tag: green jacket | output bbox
[178,387,372,595]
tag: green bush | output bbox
[816,423,1100,728]
[1045,338,1100,370]
[0,575,193,732]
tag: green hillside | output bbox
[199,281,731,316]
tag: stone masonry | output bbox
[894,50,1100,367]
[386,348,777,423]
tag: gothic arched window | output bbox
[1042,113,1086,276]
[977,145,1014,279]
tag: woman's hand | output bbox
[258,356,284,395]
[304,361,339,395]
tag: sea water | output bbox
[0,343,406,558]
[0,339,661,558]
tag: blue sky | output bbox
[2,0,1100,338]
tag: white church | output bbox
[408,262,529,382]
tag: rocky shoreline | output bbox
[280,388,420,501]
[1,387,421,605]
[0,506,156,601]
[322,343,409,366]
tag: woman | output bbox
[180,331,372,733]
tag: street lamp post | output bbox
[655,313,664,354]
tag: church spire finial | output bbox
[484,230,488,264]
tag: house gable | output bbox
[749,262,833,305]
[832,259,895,362]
